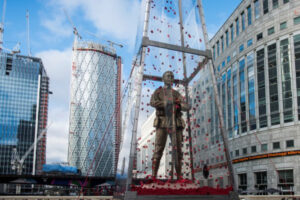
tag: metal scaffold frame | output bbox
[125,0,237,194]
[125,0,238,194]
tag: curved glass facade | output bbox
[68,41,121,177]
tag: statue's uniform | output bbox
[150,86,186,178]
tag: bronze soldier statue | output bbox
[150,71,189,179]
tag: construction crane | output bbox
[11,127,48,194]
[1,42,20,54]
[107,40,123,48]
[0,0,6,50]
[0,0,20,54]
[64,9,82,41]
[26,10,31,56]
[11,128,48,175]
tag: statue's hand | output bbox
[180,103,191,111]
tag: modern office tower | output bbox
[191,0,300,194]
[68,41,121,177]
[0,52,49,175]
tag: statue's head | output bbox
[162,71,174,87]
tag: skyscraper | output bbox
[0,52,49,175]
[68,41,121,177]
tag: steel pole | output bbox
[196,0,237,192]
[178,0,195,181]
[125,0,151,192]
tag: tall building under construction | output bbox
[68,40,121,177]
[0,52,49,175]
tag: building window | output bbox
[294,16,300,25]
[233,63,239,135]
[257,32,263,41]
[294,34,300,120]
[247,38,253,47]
[280,38,293,123]
[263,0,269,14]
[226,30,229,47]
[248,52,256,130]
[239,44,244,52]
[233,50,237,57]
[240,59,247,133]
[254,0,260,19]
[283,0,289,3]
[286,140,294,148]
[231,24,234,42]
[273,0,278,9]
[242,147,247,155]
[255,171,267,191]
[236,18,239,37]
[273,141,280,149]
[227,68,232,138]
[221,36,224,52]
[280,21,287,30]
[261,143,268,152]
[241,12,245,31]
[215,80,221,137]
[213,45,216,60]
[268,27,275,35]
[217,41,220,56]
[257,49,267,128]
[222,73,226,127]
[251,145,257,153]
[238,173,247,191]
[268,43,280,125]
[235,149,240,157]
[278,170,294,194]
[227,56,231,63]
[247,6,252,26]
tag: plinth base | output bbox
[136,195,229,200]
[127,179,235,200]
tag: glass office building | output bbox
[0,52,49,175]
[68,41,121,177]
[192,0,300,194]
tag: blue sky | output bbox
[1,0,241,163]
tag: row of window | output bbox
[211,34,300,138]
[239,169,294,193]
[212,0,293,61]
[232,139,294,158]
[216,15,300,74]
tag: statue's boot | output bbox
[152,158,161,179]
[175,162,182,180]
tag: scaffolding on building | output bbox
[68,39,121,178]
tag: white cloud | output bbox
[35,48,72,163]
[41,12,72,38]
[36,48,72,106]
[43,0,142,46]
[46,107,69,163]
